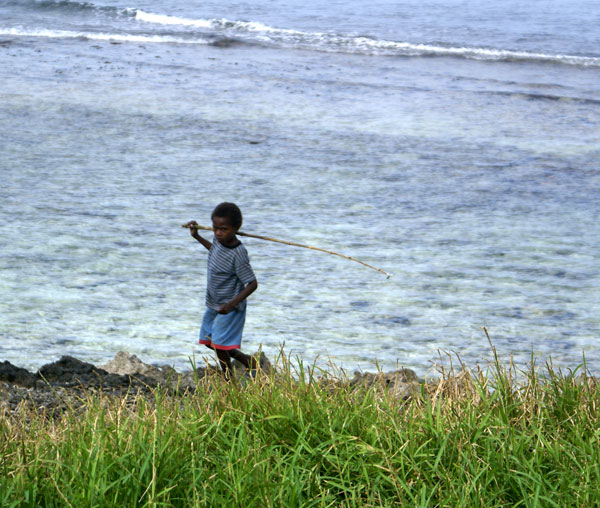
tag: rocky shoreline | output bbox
[0,352,420,416]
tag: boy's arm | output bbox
[218,279,258,314]
[185,221,212,250]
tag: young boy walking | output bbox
[185,202,258,379]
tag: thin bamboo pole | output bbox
[182,224,392,278]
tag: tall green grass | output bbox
[1,353,599,507]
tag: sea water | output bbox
[1,0,599,376]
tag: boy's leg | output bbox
[208,308,246,379]
[215,349,233,379]
[229,349,258,370]
[199,309,231,378]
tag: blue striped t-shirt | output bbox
[206,237,256,311]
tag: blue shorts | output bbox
[199,307,246,350]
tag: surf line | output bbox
[182,224,392,278]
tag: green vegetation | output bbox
[1,354,599,507]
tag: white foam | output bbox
[228,20,305,36]
[134,10,213,29]
[131,10,600,67]
[0,27,210,45]
[4,11,599,68]
[374,41,600,67]
[301,33,600,67]
[135,10,306,36]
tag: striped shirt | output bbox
[206,237,256,311]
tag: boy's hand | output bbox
[185,221,203,241]
[185,220,199,235]
[217,302,235,314]
[185,221,212,250]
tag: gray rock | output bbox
[350,368,420,400]
[100,351,174,380]
[1,351,421,416]
[35,355,166,394]
[0,361,37,388]
[255,352,272,374]
[37,356,108,386]
[100,352,202,392]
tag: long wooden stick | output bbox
[182,224,392,278]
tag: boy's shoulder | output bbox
[233,241,250,257]
[212,239,249,257]
[217,239,245,251]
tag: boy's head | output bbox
[211,202,243,230]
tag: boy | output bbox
[185,203,258,379]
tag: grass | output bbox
[1,350,599,507]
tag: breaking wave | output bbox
[0,27,210,45]
[3,1,599,67]
[134,10,600,67]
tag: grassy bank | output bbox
[1,355,599,507]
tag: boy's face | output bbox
[212,216,239,246]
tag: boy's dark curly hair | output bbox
[211,202,243,229]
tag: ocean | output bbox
[1,0,599,377]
